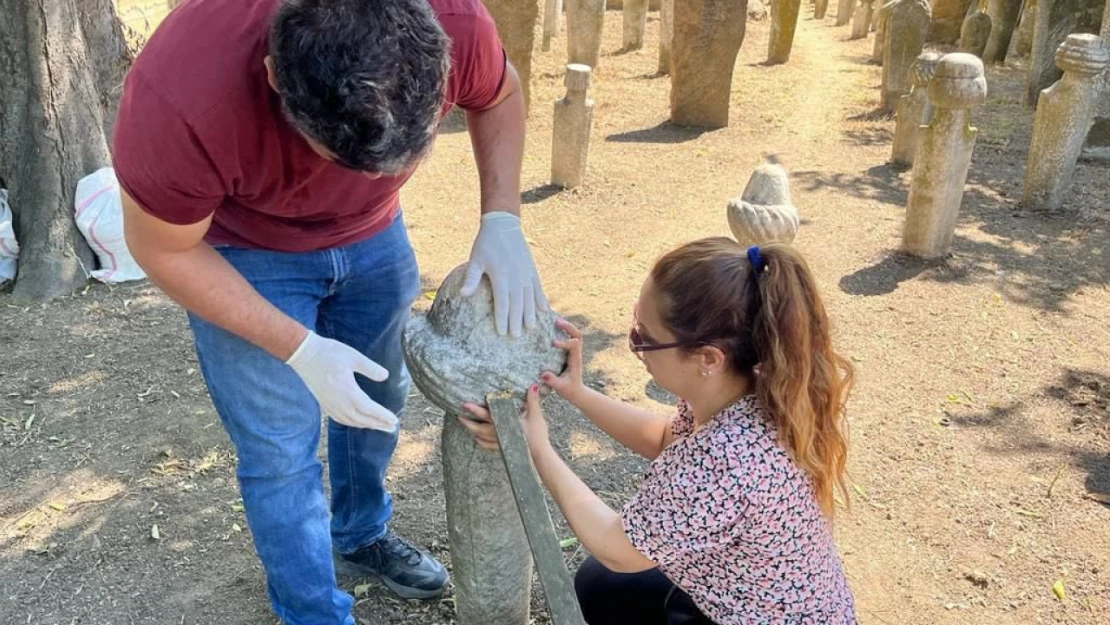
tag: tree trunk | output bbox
[0,0,132,301]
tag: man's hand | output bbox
[460,212,548,337]
[286,331,398,431]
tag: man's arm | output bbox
[465,62,525,217]
[121,191,307,360]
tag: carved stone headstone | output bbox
[624,0,649,50]
[929,0,976,43]
[959,6,993,57]
[769,0,803,63]
[1022,35,1110,210]
[671,0,747,127]
[838,0,857,25]
[1014,0,1038,56]
[817,0,831,19]
[567,0,606,70]
[543,0,563,52]
[882,0,933,112]
[873,2,893,62]
[851,0,876,39]
[484,0,539,112]
[402,267,568,625]
[983,0,1024,62]
[1080,0,1110,160]
[902,53,988,259]
[659,0,675,74]
[727,161,800,246]
[1026,0,1104,106]
[551,65,595,189]
[892,52,943,166]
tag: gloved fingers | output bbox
[492,276,510,336]
[349,391,399,431]
[522,282,537,330]
[350,350,389,383]
[509,281,524,338]
[532,274,550,312]
[459,259,486,298]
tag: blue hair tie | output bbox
[747,245,766,274]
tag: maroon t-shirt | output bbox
[112,0,506,252]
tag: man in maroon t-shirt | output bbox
[112,0,547,622]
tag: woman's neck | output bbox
[687,374,753,429]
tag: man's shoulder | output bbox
[428,0,495,19]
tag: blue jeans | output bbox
[188,214,420,625]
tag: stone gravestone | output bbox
[817,0,831,19]
[882,0,933,112]
[892,52,943,166]
[402,266,569,625]
[484,0,539,112]
[959,4,993,58]
[983,0,1024,62]
[769,0,804,63]
[1081,0,1110,160]
[873,1,895,63]
[624,0,649,50]
[1014,0,1038,56]
[551,65,596,188]
[727,160,800,246]
[928,0,975,42]
[671,0,747,127]
[838,0,857,25]
[567,0,606,70]
[659,0,675,74]
[1025,0,1104,106]
[1022,35,1110,210]
[902,53,988,259]
[851,0,876,39]
[543,0,563,52]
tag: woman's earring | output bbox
[700,370,709,377]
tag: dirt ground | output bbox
[3,4,1110,625]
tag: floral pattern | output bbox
[622,395,857,624]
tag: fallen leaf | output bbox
[1053,579,1066,601]
[423,290,437,301]
[47,502,66,512]
[22,400,36,406]
[24,413,35,431]
[1015,508,1043,519]
[353,583,372,598]
[231,523,242,533]
[231,503,245,512]
[852,484,868,499]
[151,524,161,540]
[559,536,579,549]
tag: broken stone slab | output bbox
[882,0,933,112]
[959,6,992,58]
[567,0,606,70]
[873,1,894,63]
[769,0,803,63]
[551,64,595,189]
[1022,35,1110,210]
[624,0,649,50]
[851,0,876,39]
[483,0,540,112]
[670,0,747,128]
[892,51,943,167]
[402,264,568,625]
[727,160,800,246]
[1014,0,1037,56]
[902,53,988,259]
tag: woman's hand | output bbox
[542,318,586,401]
[459,385,552,456]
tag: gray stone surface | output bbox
[983,0,1024,62]
[659,0,674,74]
[873,1,895,63]
[567,0,606,70]
[727,161,800,246]
[1022,35,1110,210]
[483,0,540,112]
[892,52,943,166]
[902,53,988,259]
[1025,0,1104,106]
[1080,0,1110,160]
[838,0,857,24]
[817,0,831,19]
[769,0,803,63]
[882,0,933,112]
[851,0,876,38]
[543,0,563,52]
[1014,0,1037,56]
[623,0,649,50]
[551,65,595,189]
[403,264,567,625]
[928,0,975,42]
[959,8,992,57]
[671,0,747,127]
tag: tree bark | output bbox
[0,0,132,301]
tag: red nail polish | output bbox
[530,384,538,393]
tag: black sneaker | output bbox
[334,530,449,600]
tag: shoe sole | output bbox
[333,556,448,601]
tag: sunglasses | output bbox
[628,314,707,359]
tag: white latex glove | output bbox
[460,211,549,337]
[285,331,398,431]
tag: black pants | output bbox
[574,556,716,625]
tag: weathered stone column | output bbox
[982,0,1024,63]
[624,0,649,50]
[484,0,539,112]
[817,0,831,19]
[1026,0,1104,106]
[1022,35,1110,210]
[543,0,563,52]
[670,0,747,127]
[873,1,894,63]
[659,0,675,74]
[902,53,988,259]
[403,266,568,625]
[1014,0,1037,56]
[551,65,595,188]
[838,0,857,25]
[1081,0,1110,160]
[851,0,876,39]
[769,0,803,63]
[959,3,992,58]
[727,160,800,246]
[882,0,933,112]
[891,52,943,166]
[567,0,606,70]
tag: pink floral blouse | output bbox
[621,396,857,624]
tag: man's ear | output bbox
[263,56,279,92]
